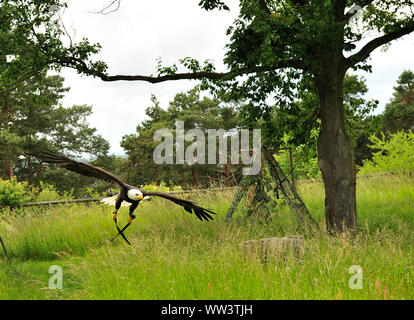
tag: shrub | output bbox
[141,181,182,192]
[359,130,414,174]
[0,177,32,206]
[0,178,74,207]
[34,182,73,201]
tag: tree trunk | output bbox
[27,155,32,185]
[5,161,13,179]
[223,162,232,187]
[316,67,358,234]
[191,166,199,188]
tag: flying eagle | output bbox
[33,151,215,227]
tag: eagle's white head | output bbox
[127,189,144,201]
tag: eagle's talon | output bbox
[128,214,136,224]
[113,213,118,222]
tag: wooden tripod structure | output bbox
[225,146,317,226]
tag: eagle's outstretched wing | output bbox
[32,151,216,221]
[141,190,215,221]
[32,151,126,189]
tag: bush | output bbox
[34,182,73,201]
[0,178,32,206]
[0,178,74,207]
[359,130,414,174]
[141,181,182,192]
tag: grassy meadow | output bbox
[0,174,413,300]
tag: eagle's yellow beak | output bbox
[138,194,144,200]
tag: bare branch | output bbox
[101,71,228,83]
[98,60,305,83]
[346,22,414,68]
[91,0,121,15]
[58,7,76,46]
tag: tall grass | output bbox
[0,174,412,299]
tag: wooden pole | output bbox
[0,235,11,263]
[263,146,317,226]
[288,147,296,191]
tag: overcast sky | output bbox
[59,1,414,155]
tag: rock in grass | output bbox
[241,236,304,262]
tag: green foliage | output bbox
[290,148,321,180]
[382,70,414,134]
[141,181,182,193]
[359,131,414,174]
[34,181,72,201]
[0,0,106,97]
[0,177,31,205]
[36,167,95,198]
[0,177,74,206]
[82,187,102,199]
[198,0,229,11]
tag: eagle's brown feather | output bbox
[32,151,216,221]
